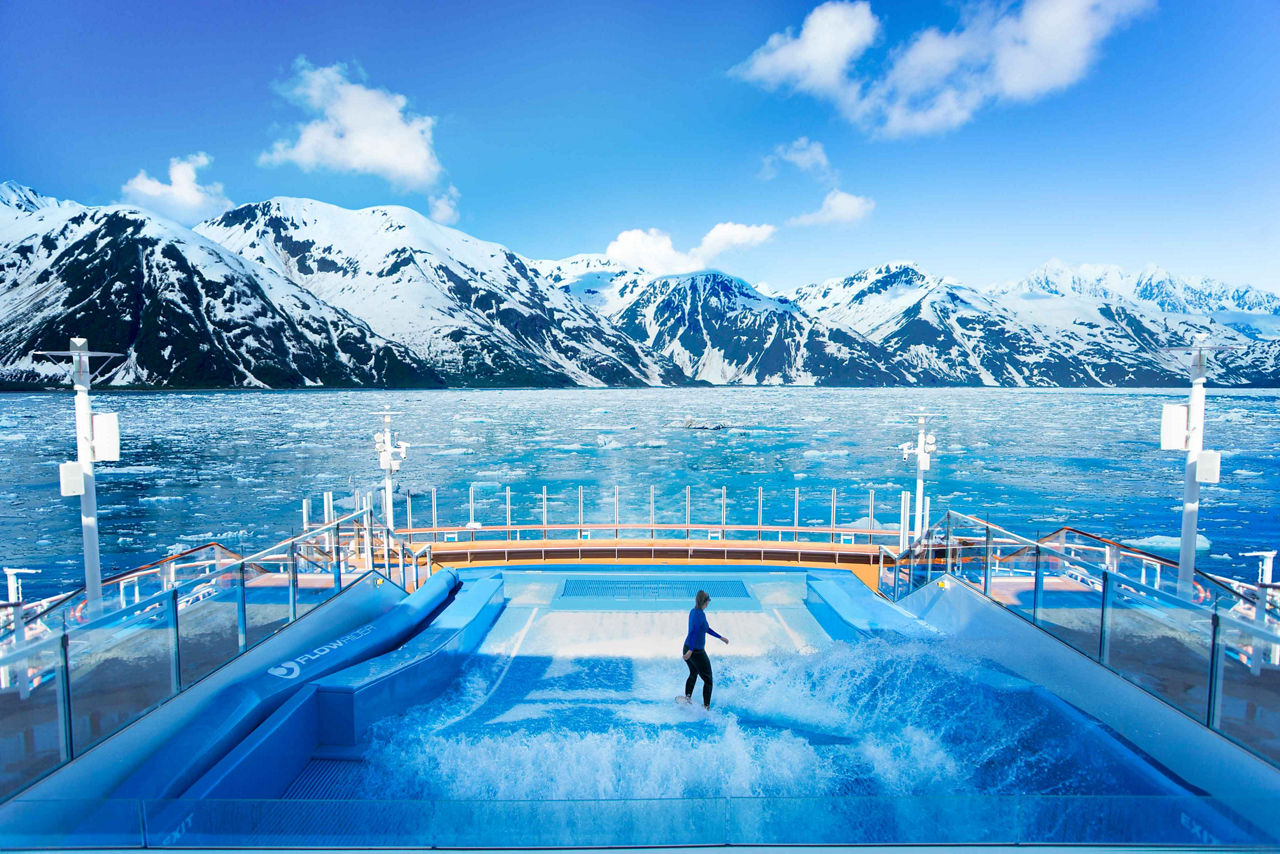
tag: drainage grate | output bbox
[560,579,749,600]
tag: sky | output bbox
[1,0,1278,291]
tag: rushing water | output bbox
[1,387,1277,601]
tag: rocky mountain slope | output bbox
[2,181,1277,389]
[196,200,685,387]
[0,184,443,389]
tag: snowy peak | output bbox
[0,181,74,216]
[198,199,687,388]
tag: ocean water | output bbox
[1,386,1277,602]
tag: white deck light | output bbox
[898,414,938,542]
[373,410,408,531]
[32,338,121,617]
[1160,336,1229,599]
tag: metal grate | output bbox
[284,759,369,800]
[560,579,749,600]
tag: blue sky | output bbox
[1,0,1277,291]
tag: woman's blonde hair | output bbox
[695,590,710,608]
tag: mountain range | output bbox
[2,181,1277,389]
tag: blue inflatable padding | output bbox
[112,569,459,800]
[315,576,504,746]
[188,575,504,800]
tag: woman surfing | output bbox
[680,589,728,709]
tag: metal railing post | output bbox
[167,588,182,695]
[1032,545,1044,626]
[757,487,763,541]
[615,485,620,539]
[650,485,655,540]
[830,488,836,543]
[288,541,298,622]
[363,499,375,571]
[578,485,584,537]
[431,488,438,540]
[56,631,73,761]
[983,526,993,596]
[867,489,875,544]
[542,486,548,537]
[1098,571,1113,666]
[505,487,511,530]
[236,563,248,652]
[793,488,799,542]
[721,486,727,532]
[333,523,344,589]
[893,550,902,601]
[685,486,691,539]
[944,513,953,576]
[1207,610,1225,729]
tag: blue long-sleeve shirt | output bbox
[684,607,723,651]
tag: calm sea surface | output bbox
[1,387,1276,601]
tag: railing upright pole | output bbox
[983,526,993,596]
[757,487,763,541]
[288,541,298,622]
[1207,610,1225,729]
[506,487,511,530]
[333,523,344,590]
[893,550,902,601]
[579,486,584,536]
[301,497,310,532]
[542,486,548,538]
[431,488,438,540]
[867,489,875,545]
[469,485,475,527]
[830,488,836,544]
[649,485,655,540]
[56,631,73,761]
[794,488,799,542]
[167,588,182,695]
[236,562,248,652]
[1098,570,1113,666]
[406,492,413,533]
[615,485,620,539]
[945,514,952,576]
[721,486,727,532]
[685,486,691,539]
[363,499,375,571]
[1032,545,1044,626]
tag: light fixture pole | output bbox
[898,414,937,541]
[1159,337,1224,599]
[33,338,120,617]
[373,410,408,531]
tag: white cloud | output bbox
[260,59,444,192]
[120,153,233,225]
[429,185,461,225]
[735,0,1153,137]
[788,189,875,226]
[761,137,833,181]
[734,1,880,98]
[606,221,777,275]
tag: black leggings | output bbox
[683,644,713,707]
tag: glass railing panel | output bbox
[1034,557,1104,657]
[988,545,1038,620]
[66,598,177,755]
[729,795,1018,845]
[1,798,144,848]
[1215,619,1280,765]
[1104,583,1211,721]
[243,566,290,649]
[141,798,434,848]
[432,797,725,848]
[176,570,241,687]
[1018,795,1263,846]
[0,639,64,798]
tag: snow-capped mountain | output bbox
[196,201,686,388]
[0,184,442,389]
[3,180,1278,389]
[792,263,1111,385]
[793,261,1279,387]
[609,271,906,385]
